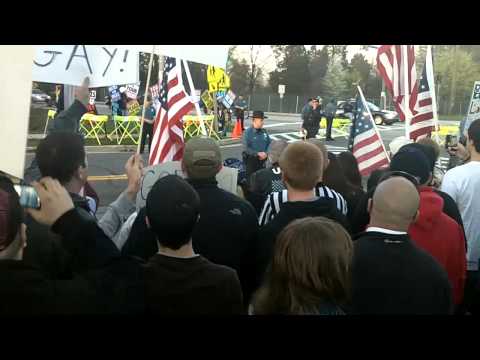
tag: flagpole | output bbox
[182,59,208,136]
[427,45,441,143]
[403,45,411,140]
[358,86,390,162]
[137,45,156,155]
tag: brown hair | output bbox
[416,137,440,160]
[279,141,323,190]
[306,138,328,170]
[252,217,353,315]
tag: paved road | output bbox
[24,113,456,216]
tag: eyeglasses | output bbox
[378,170,420,188]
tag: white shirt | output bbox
[441,161,480,271]
[366,227,407,235]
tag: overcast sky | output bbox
[233,45,379,74]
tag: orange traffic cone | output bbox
[232,120,243,139]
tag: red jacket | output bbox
[409,186,466,305]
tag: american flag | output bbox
[149,57,194,165]
[348,95,389,176]
[377,45,419,124]
[409,49,436,140]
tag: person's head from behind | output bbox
[253,217,352,314]
[145,175,200,250]
[338,151,362,189]
[467,118,480,155]
[323,152,352,197]
[279,141,323,192]
[0,176,26,261]
[368,176,420,232]
[416,137,440,161]
[268,139,288,166]
[388,136,413,157]
[367,168,389,192]
[182,137,222,181]
[390,148,432,186]
[36,132,87,193]
[306,138,329,171]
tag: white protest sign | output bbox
[133,45,230,68]
[32,45,139,87]
[125,84,139,99]
[464,81,480,136]
[136,161,238,210]
[89,90,96,105]
[0,46,33,179]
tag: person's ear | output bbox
[20,224,27,249]
[367,198,373,214]
[413,210,420,223]
[324,158,330,170]
[145,216,151,229]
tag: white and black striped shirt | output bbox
[258,184,348,226]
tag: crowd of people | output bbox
[1,79,480,316]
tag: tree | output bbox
[308,46,330,95]
[228,56,250,95]
[434,46,480,114]
[321,57,348,100]
[269,45,311,95]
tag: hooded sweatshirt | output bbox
[408,186,466,305]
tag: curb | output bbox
[26,137,242,154]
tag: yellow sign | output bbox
[201,90,214,110]
[127,100,141,116]
[207,65,230,92]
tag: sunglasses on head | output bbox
[378,170,420,188]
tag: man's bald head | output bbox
[369,177,420,231]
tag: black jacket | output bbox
[257,197,350,279]
[246,166,285,216]
[351,231,453,314]
[0,209,144,315]
[23,193,118,279]
[122,178,262,305]
[302,107,322,129]
[48,100,88,134]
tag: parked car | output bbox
[31,89,52,104]
[336,99,399,125]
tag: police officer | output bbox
[242,110,272,179]
[301,97,322,139]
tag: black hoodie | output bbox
[257,197,350,277]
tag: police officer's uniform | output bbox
[242,111,271,179]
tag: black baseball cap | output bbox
[146,175,200,240]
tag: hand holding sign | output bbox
[75,77,90,107]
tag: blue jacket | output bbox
[242,127,271,156]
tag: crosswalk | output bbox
[269,130,450,172]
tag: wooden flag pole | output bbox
[137,45,156,155]
[182,59,207,136]
[427,45,441,143]
[358,86,390,162]
[403,45,411,140]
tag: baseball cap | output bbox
[183,137,222,179]
[389,136,413,156]
[399,143,436,172]
[390,148,431,185]
[146,175,200,238]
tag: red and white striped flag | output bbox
[348,92,390,176]
[149,57,194,165]
[376,45,419,125]
[409,46,436,140]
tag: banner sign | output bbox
[32,45,139,87]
